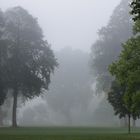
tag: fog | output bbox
[18,48,118,126]
[0,0,132,127]
[0,0,121,52]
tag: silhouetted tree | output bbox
[90,0,132,93]
[0,7,57,127]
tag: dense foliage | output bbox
[0,7,57,127]
[0,10,7,106]
[130,0,140,21]
[107,81,128,119]
[108,0,140,133]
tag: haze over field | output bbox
[0,0,137,129]
[0,0,121,51]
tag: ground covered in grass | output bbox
[0,127,140,140]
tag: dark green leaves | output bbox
[130,0,140,21]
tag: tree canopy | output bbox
[0,7,57,127]
[107,81,128,119]
[0,9,8,106]
[90,0,132,93]
[108,1,140,132]
[130,0,140,21]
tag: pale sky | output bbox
[0,0,121,52]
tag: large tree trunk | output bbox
[12,89,18,127]
[128,114,131,134]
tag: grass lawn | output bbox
[0,127,140,140]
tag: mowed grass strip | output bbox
[0,127,140,140]
[0,134,140,140]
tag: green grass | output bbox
[0,127,140,140]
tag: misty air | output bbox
[0,0,140,140]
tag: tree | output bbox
[90,0,132,93]
[0,9,5,37]
[0,9,10,126]
[108,80,138,128]
[109,35,140,133]
[130,0,140,21]
[108,81,128,119]
[108,1,140,133]
[0,7,57,127]
[0,9,8,106]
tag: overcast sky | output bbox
[0,0,121,52]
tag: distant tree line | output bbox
[0,7,57,127]
[90,0,132,94]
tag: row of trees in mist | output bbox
[0,7,57,127]
[109,0,140,134]
[90,0,140,133]
[90,0,132,94]
[19,49,116,127]
[1,0,140,130]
